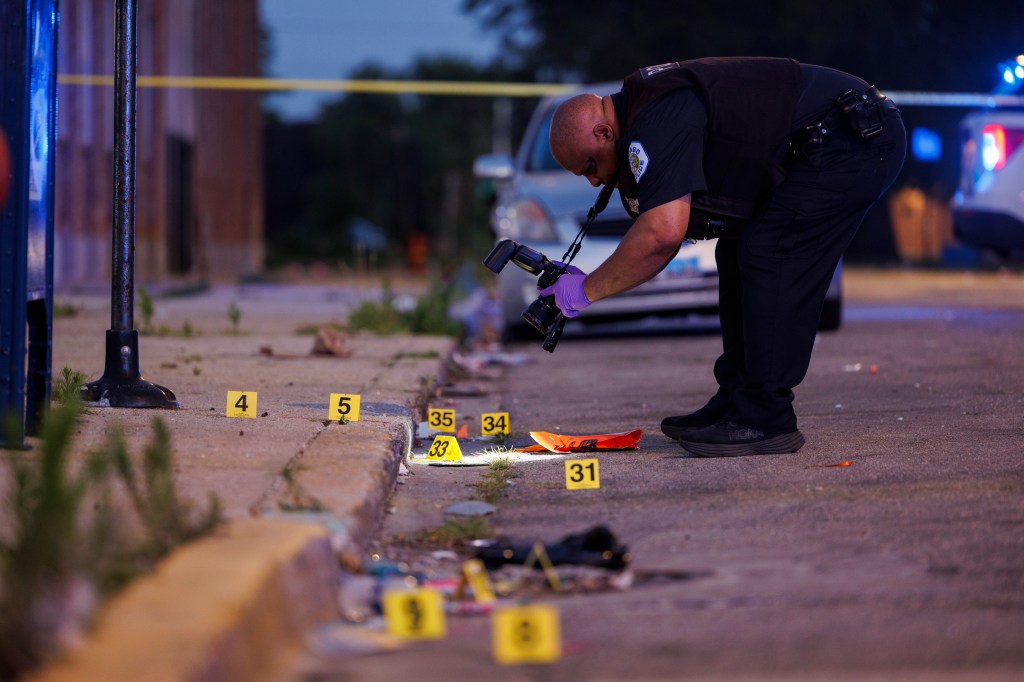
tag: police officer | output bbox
[542,57,906,457]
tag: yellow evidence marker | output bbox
[426,435,462,462]
[226,390,257,418]
[565,458,600,490]
[492,603,561,665]
[481,411,510,436]
[382,588,446,640]
[328,393,361,422]
[454,559,496,603]
[427,407,456,432]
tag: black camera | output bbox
[483,239,567,352]
[481,185,615,353]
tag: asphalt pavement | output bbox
[297,267,1024,681]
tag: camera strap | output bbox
[556,183,616,275]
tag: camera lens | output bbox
[523,295,559,334]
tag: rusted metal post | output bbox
[81,0,178,409]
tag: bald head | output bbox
[549,93,604,171]
[547,93,620,187]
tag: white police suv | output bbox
[953,109,1024,259]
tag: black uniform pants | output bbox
[711,105,906,433]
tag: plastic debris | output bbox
[808,460,853,468]
[445,501,498,517]
[306,622,404,657]
[489,564,636,596]
[338,574,378,623]
[450,350,531,373]
[519,429,643,453]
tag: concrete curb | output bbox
[30,338,451,680]
[33,518,340,682]
[32,404,425,682]
[263,406,417,570]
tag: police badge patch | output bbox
[628,142,649,183]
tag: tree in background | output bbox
[463,0,1024,91]
[264,58,523,271]
[461,0,1024,263]
[265,1,1023,269]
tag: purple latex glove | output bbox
[539,268,591,318]
[552,261,585,277]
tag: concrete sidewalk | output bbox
[29,282,456,681]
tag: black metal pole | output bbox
[111,0,135,332]
[81,0,177,409]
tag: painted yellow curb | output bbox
[34,518,339,682]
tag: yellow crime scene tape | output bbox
[57,75,1024,107]
[57,74,578,98]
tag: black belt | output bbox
[685,206,744,241]
[791,85,897,150]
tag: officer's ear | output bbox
[593,122,613,142]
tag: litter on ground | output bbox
[520,429,643,453]
[444,501,498,516]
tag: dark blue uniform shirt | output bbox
[611,64,869,216]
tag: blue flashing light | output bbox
[911,127,942,163]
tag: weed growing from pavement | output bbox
[111,419,221,557]
[0,405,221,679]
[52,367,87,406]
[276,464,327,513]
[391,350,442,361]
[137,286,155,333]
[52,302,79,318]
[411,516,493,547]
[475,456,519,503]
[294,321,345,336]
[227,300,243,334]
[346,278,464,337]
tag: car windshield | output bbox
[526,110,562,172]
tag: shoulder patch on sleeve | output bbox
[639,62,680,79]
[628,141,649,183]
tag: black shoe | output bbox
[661,403,730,439]
[678,419,805,457]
